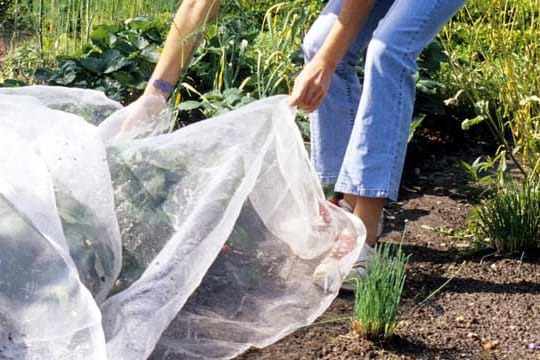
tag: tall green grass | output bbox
[252,1,319,97]
[8,0,179,53]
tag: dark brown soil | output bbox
[237,126,540,360]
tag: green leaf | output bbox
[206,23,218,39]
[416,79,443,95]
[90,24,120,49]
[126,16,153,31]
[103,50,132,74]
[462,115,486,130]
[34,68,54,82]
[473,100,489,115]
[90,27,110,49]
[177,101,202,111]
[112,38,138,55]
[459,160,474,173]
[223,88,243,105]
[418,40,448,74]
[143,28,164,43]
[80,57,105,73]
[113,71,136,87]
[140,45,160,63]
[135,36,150,50]
[0,79,26,87]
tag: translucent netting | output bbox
[0,86,365,360]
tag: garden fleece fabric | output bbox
[0,86,364,360]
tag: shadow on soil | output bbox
[378,335,464,359]
[408,274,540,295]
[401,243,464,264]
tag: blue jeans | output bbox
[303,0,467,201]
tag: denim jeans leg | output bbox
[335,0,467,201]
[303,0,395,185]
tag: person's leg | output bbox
[344,194,384,247]
[336,0,468,247]
[302,0,395,185]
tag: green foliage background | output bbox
[1,0,539,179]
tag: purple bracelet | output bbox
[150,77,174,95]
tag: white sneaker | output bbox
[312,228,357,292]
[312,199,384,292]
[340,243,376,291]
[337,198,382,291]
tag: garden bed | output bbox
[238,127,540,360]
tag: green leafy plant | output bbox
[0,41,53,83]
[176,85,254,121]
[251,1,318,98]
[414,39,449,117]
[175,0,321,124]
[351,243,409,340]
[459,147,512,188]
[0,0,15,27]
[468,179,540,255]
[33,15,169,103]
[173,8,258,117]
[7,0,178,53]
[440,0,540,181]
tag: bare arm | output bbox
[144,0,221,97]
[289,0,374,112]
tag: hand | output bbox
[120,93,167,134]
[99,93,169,144]
[289,58,334,113]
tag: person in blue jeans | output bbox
[130,0,467,285]
[289,0,467,284]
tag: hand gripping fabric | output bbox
[0,86,365,360]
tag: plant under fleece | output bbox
[352,243,409,340]
[469,179,540,255]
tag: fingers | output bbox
[288,80,305,107]
[289,80,327,112]
[305,91,326,113]
[289,62,331,113]
[304,84,326,110]
[304,85,319,106]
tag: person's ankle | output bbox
[343,194,357,209]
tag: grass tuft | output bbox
[352,243,409,340]
[469,179,540,255]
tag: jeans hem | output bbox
[318,175,339,184]
[334,182,397,201]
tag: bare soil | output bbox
[237,124,540,360]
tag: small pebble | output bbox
[483,340,499,351]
